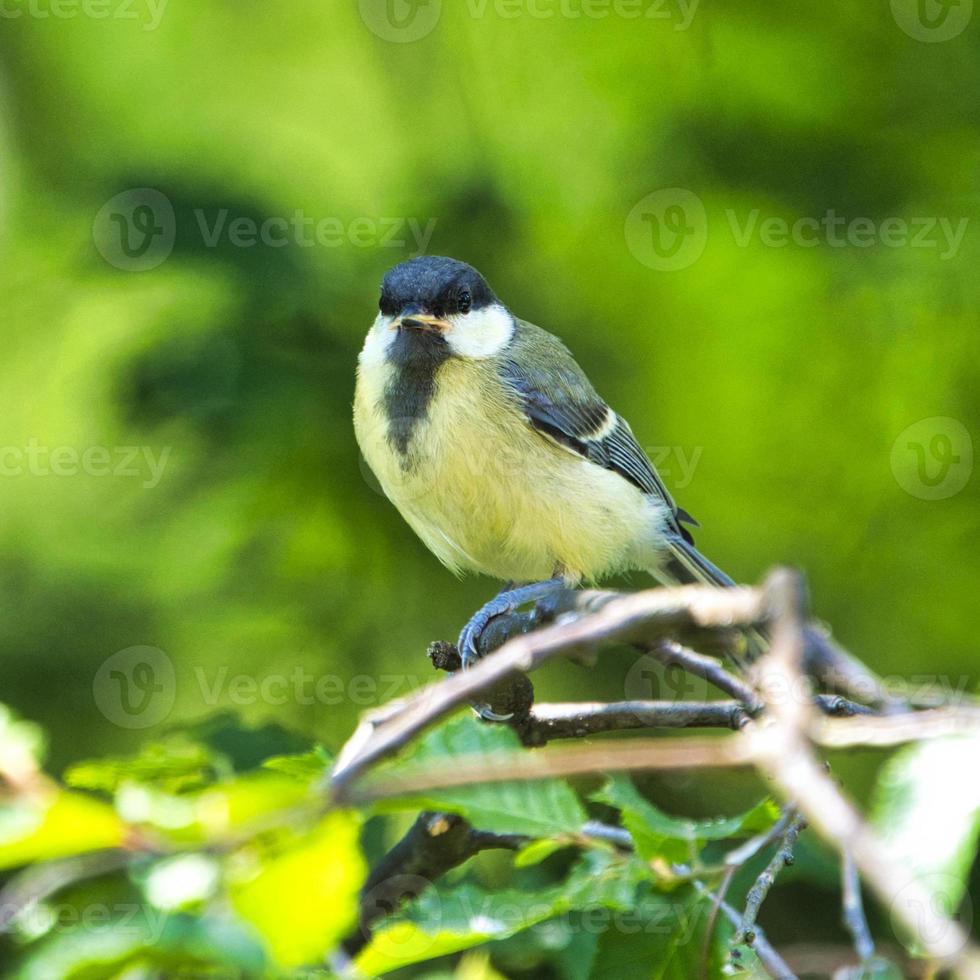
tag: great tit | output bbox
[354,256,738,678]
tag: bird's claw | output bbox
[457,578,566,721]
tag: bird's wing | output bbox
[499,319,697,540]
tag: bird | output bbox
[354,256,743,706]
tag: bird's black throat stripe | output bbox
[383,328,451,457]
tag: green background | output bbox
[1,0,977,785]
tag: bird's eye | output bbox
[457,290,472,315]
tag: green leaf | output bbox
[230,809,366,968]
[357,849,645,975]
[833,958,905,980]
[592,887,730,980]
[0,704,46,780]
[374,716,587,837]
[18,912,266,980]
[514,838,568,868]
[65,735,229,794]
[871,734,980,927]
[591,777,778,864]
[115,771,315,844]
[262,744,332,783]
[0,791,126,870]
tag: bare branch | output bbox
[651,638,764,712]
[347,736,751,805]
[749,569,980,975]
[841,849,875,964]
[342,811,523,957]
[329,583,765,798]
[813,706,980,748]
[694,881,799,980]
[733,812,806,945]
[524,699,749,742]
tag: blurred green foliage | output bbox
[0,1,977,970]
[0,0,977,766]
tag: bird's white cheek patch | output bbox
[359,314,397,369]
[445,304,515,359]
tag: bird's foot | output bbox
[458,578,565,722]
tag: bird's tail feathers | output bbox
[661,535,736,588]
[656,535,767,667]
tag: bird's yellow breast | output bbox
[354,353,667,583]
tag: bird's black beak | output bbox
[394,305,450,333]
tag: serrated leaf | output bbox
[374,716,587,837]
[230,809,366,968]
[357,849,645,975]
[592,888,728,980]
[871,734,980,926]
[591,777,778,864]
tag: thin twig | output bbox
[813,706,980,748]
[652,638,764,712]
[524,700,749,742]
[733,812,806,945]
[694,881,798,979]
[723,805,798,871]
[841,849,875,963]
[343,812,523,957]
[329,583,765,798]
[347,736,751,806]
[749,569,980,974]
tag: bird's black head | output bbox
[379,256,497,321]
